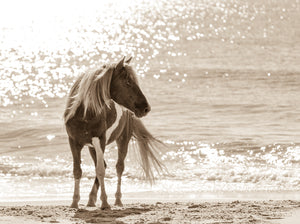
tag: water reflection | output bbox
[1,0,298,107]
[0,0,299,197]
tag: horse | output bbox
[64,56,165,209]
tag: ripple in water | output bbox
[0,0,300,200]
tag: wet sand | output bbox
[0,200,299,224]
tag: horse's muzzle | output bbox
[134,102,151,117]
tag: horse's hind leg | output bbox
[87,147,99,207]
[87,147,108,207]
[115,133,130,206]
[92,137,110,210]
[69,137,83,208]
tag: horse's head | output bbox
[110,57,151,118]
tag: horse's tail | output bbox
[132,117,166,184]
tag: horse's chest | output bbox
[105,103,124,144]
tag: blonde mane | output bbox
[64,65,114,123]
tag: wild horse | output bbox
[64,57,164,209]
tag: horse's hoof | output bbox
[114,199,123,207]
[101,206,111,210]
[87,202,96,207]
[87,199,97,207]
[70,202,79,209]
[101,202,111,210]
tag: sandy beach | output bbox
[0,199,299,224]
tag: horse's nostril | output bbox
[135,102,151,116]
[144,105,151,114]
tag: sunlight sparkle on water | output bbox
[46,135,55,141]
[0,0,190,107]
[0,0,299,197]
[1,0,291,107]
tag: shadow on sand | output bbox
[74,206,151,223]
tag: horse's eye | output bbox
[126,79,131,86]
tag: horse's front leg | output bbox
[87,147,99,207]
[69,137,83,208]
[92,137,110,210]
[115,136,129,207]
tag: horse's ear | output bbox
[125,56,132,64]
[116,56,125,71]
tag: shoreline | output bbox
[1,190,300,206]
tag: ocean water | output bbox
[0,0,300,202]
